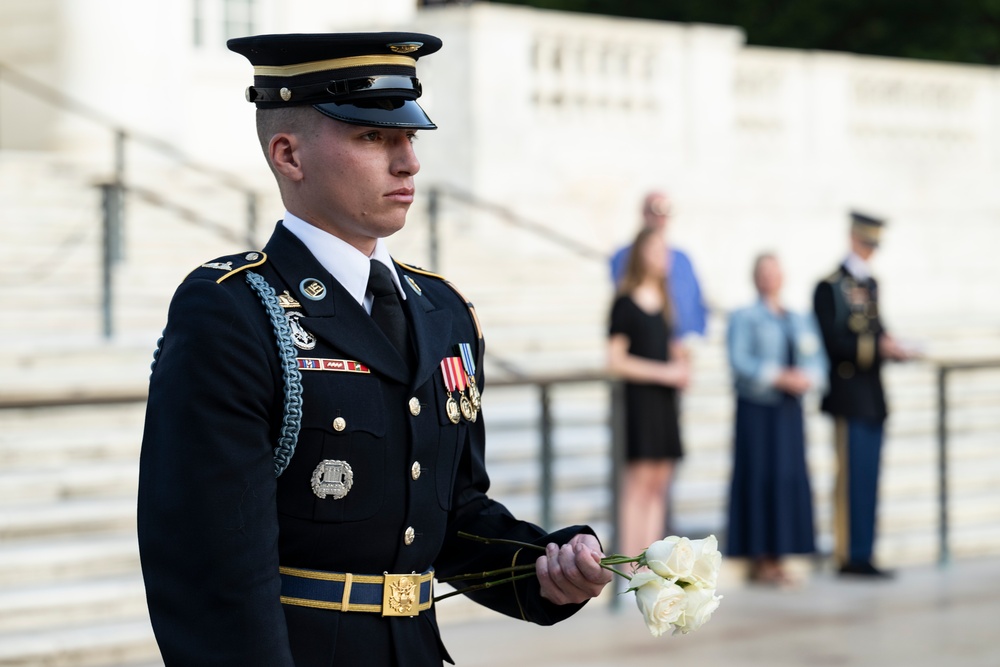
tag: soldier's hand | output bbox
[535,534,612,605]
[879,334,917,361]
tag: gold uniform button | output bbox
[408,397,421,416]
[404,526,416,545]
[332,417,346,432]
[411,461,421,480]
[837,362,855,379]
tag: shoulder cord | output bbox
[245,270,304,477]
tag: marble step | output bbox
[0,533,140,587]
[0,619,159,667]
[0,424,142,468]
[0,576,147,634]
[0,459,139,505]
[0,497,136,541]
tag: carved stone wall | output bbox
[409,5,1000,334]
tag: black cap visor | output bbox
[314,99,436,129]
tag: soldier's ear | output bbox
[270,132,304,182]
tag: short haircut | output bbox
[255,107,321,172]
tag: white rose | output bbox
[673,586,723,635]
[628,572,687,637]
[644,536,695,580]
[686,535,722,589]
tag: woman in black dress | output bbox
[607,227,691,558]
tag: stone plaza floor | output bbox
[436,556,1000,667]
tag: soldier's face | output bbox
[296,116,421,254]
[850,231,877,260]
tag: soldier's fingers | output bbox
[536,545,571,605]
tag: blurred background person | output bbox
[814,212,916,578]
[725,253,827,586]
[610,191,708,339]
[607,227,691,558]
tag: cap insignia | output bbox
[280,87,292,102]
[388,42,423,54]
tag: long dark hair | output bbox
[618,227,674,327]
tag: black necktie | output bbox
[368,260,411,366]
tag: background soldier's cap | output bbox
[850,210,886,247]
[227,32,442,129]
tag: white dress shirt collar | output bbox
[281,212,406,312]
[843,251,872,281]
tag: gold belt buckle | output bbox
[382,573,420,617]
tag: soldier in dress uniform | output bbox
[812,211,914,578]
[137,32,611,667]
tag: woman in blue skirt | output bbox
[725,253,827,585]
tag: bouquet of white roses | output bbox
[607,535,724,636]
[436,533,723,637]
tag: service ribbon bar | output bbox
[297,358,371,373]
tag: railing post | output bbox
[99,182,123,338]
[111,129,126,261]
[427,186,440,273]
[937,365,950,567]
[539,383,553,531]
[245,190,258,247]
[609,380,626,609]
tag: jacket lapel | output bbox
[396,263,453,391]
[262,224,409,384]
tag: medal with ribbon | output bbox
[439,357,464,424]
[457,342,481,415]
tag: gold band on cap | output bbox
[254,54,416,77]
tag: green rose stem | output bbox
[433,532,640,603]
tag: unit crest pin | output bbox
[286,311,316,350]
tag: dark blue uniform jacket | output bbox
[138,223,590,666]
[813,264,888,421]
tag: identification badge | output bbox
[311,460,354,499]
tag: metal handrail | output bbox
[0,62,259,195]
[1,61,264,338]
[0,369,623,560]
[425,185,608,272]
[9,356,1000,576]
[934,357,1000,567]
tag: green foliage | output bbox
[491,0,1000,65]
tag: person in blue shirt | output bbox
[609,192,708,338]
[725,253,827,586]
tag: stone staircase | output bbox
[0,401,159,667]
[2,149,1000,665]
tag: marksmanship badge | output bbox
[311,459,353,499]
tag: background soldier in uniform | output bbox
[137,32,610,666]
[812,211,914,578]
